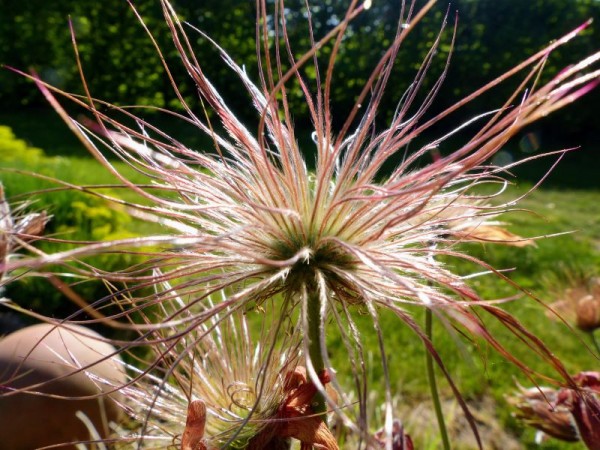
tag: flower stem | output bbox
[307,290,327,417]
[425,308,451,450]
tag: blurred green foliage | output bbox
[1,0,598,148]
[0,125,45,162]
[328,184,600,449]
[0,125,144,320]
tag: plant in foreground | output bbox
[4,0,600,447]
[117,299,305,449]
[115,300,403,449]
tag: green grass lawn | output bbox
[1,118,599,449]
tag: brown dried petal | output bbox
[284,365,308,390]
[182,400,207,450]
[15,211,48,240]
[280,415,338,450]
[251,366,339,450]
[452,225,536,247]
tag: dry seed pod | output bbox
[508,386,578,443]
[370,419,414,450]
[575,294,600,331]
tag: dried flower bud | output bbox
[546,275,600,332]
[556,388,600,450]
[511,372,600,449]
[570,394,600,450]
[370,419,414,450]
[508,386,578,442]
[575,294,600,331]
[568,372,600,450]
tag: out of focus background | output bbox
[1,1,599,448]
[1,0,598,181]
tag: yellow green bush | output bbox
[0,125,45,163]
